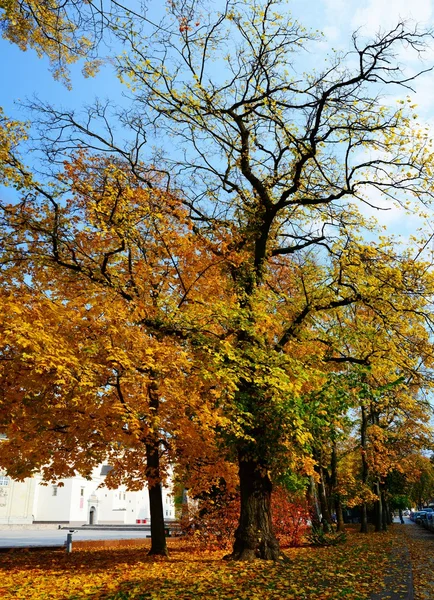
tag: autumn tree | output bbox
[0,0,171,86]
[2,0,434,562]
[0,0,109,85]
[0,150,235,556]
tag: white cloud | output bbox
[351,0,432,36]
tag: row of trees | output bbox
[1,0,434,560]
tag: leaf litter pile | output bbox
[0,527,405,600]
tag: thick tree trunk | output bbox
[226,450,282,561]
[146,378,168,557]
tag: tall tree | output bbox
[2,0,434,561]
[0,151,232,556]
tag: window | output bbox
[0,475,10,486]
[52,486,58,497]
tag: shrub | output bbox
[181,485,310,551]
[306,526,347,547]
[180,495,239,551]
[272,486,310,548]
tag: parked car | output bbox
[416,511,428,524]
[410,510,423,522]
[421,513,432,528]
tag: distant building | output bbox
[0,466,175,526]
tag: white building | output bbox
[0,466,176,526]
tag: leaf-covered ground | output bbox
[0,527,405,600]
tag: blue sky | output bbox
[1,0,434,241]
[2,0,432,118]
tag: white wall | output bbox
[2,465,177,525]
[0,474,35,524]
[33,478,75,522]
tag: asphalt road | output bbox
[0,528,151,548]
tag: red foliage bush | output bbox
[180,495,239,551]
[181,486,309,550]
[272,486,310,548]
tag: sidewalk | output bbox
[370,536,413,600]
[370,519,434,600]
[400,521,434,600]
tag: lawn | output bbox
[0,527,404,599]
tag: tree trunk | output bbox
[318,466,331,532]
[336,496,345,532]
[226,449,282,561]
[381,488,388,531]
[360,503,368,533]
[307,475,322,530]
[330,442,345,531]
[146,378,168,557]
[374,481,382,532]
[146,439,168,556]
[360,404,369,534]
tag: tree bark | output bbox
[336,496,345,532]
[146,379,168,557]
[331,442,345,532]
[374,481,382,532]
[360,503,368,533]
[318,466,331,532]
[381,488,388,531]
[307,475,322,529]
[360,404,369,534]
[146,439,168,556]
[226,449,282,561]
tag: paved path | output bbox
[371,518,434,600]
[401,520,434,600]
[0,528,151,548]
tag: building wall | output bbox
[1,465,176,525]
[33,478,75,522]
[0,473,36,524]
